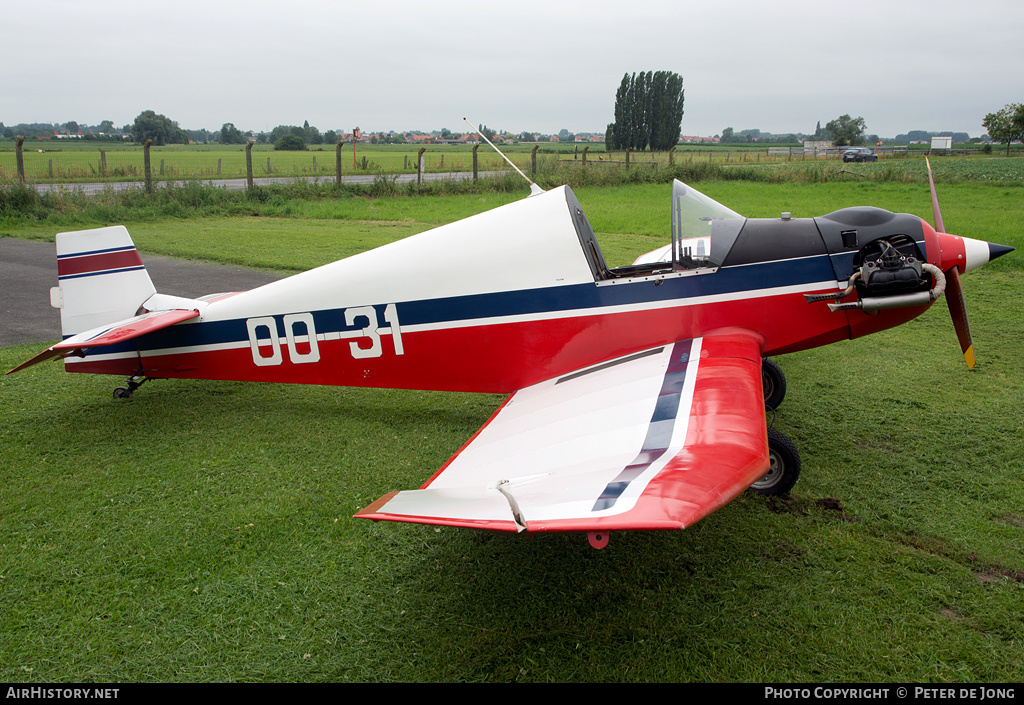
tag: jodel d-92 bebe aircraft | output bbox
[8,161,1013,548]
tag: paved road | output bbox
[0,238,284,347]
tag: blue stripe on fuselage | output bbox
[118,254,837,355]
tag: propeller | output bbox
[926,157,975,368]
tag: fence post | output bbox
[160,159,165,176]
[626,147,632,169]
[246,140,254,191]
[668,146,676,166]
[583,145,590,164]
[100,149,107,176]
[417,147,426,186]
[217,158,221,175]
[144,139,153,193]
[531,145,539,179]
[267,157,271,174]
[49,159,53,178]
[336,141,343,186]
[472,144,479,182]
[16,136,25,184]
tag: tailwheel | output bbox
[750,429,801,496]
[761,358,786,411]
[112,375,147,400]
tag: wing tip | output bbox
[354,491,400,520]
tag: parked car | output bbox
[843,147,878,162]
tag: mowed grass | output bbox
[1,180,1022,682]
[5,180,1021,271]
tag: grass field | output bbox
[1,178,1022,682]
[4,140,1020,185]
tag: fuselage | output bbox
[64,185,975,393]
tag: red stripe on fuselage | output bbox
[69,288,934,391]
[124,291,823,388]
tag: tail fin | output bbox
[54,226,157,337]
[7,226,207,376]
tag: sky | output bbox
[4,0,1023,140]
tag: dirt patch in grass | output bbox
[764,495,856,522]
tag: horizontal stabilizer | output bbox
[6,308,200,375]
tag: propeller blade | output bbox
[925,157,945,234]
[944,264,975,369]
[927,157,978,367]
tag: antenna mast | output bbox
[463,118,544,195]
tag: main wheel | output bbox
[750,429,801,496]
[761,358,787,411]
[112,387,132,400]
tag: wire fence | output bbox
[0,145,520,183]
[0,140,1008,186]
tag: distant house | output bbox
[802,139,832,155]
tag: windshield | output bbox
[606,180,747,277]
[671,179,744,267]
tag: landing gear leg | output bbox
[113,375,147,400]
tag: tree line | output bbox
[6,100,1019,150]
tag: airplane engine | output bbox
[857,235,929,296]
[826,235,945,313]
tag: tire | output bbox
[750,429,801,496]
[761,358,786,411]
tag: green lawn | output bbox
[1,180,1021,682]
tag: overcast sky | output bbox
[4,0,1023,139]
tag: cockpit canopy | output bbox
[604,179,745,278]
[571,179,926,283]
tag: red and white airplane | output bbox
[8,164,1012,548]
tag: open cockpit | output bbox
[570,179,746,283]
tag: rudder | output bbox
[53,226,157,337]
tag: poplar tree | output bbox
[608,71,684,151]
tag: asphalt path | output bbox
[0,238,284,347]
[6,170,506,346]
